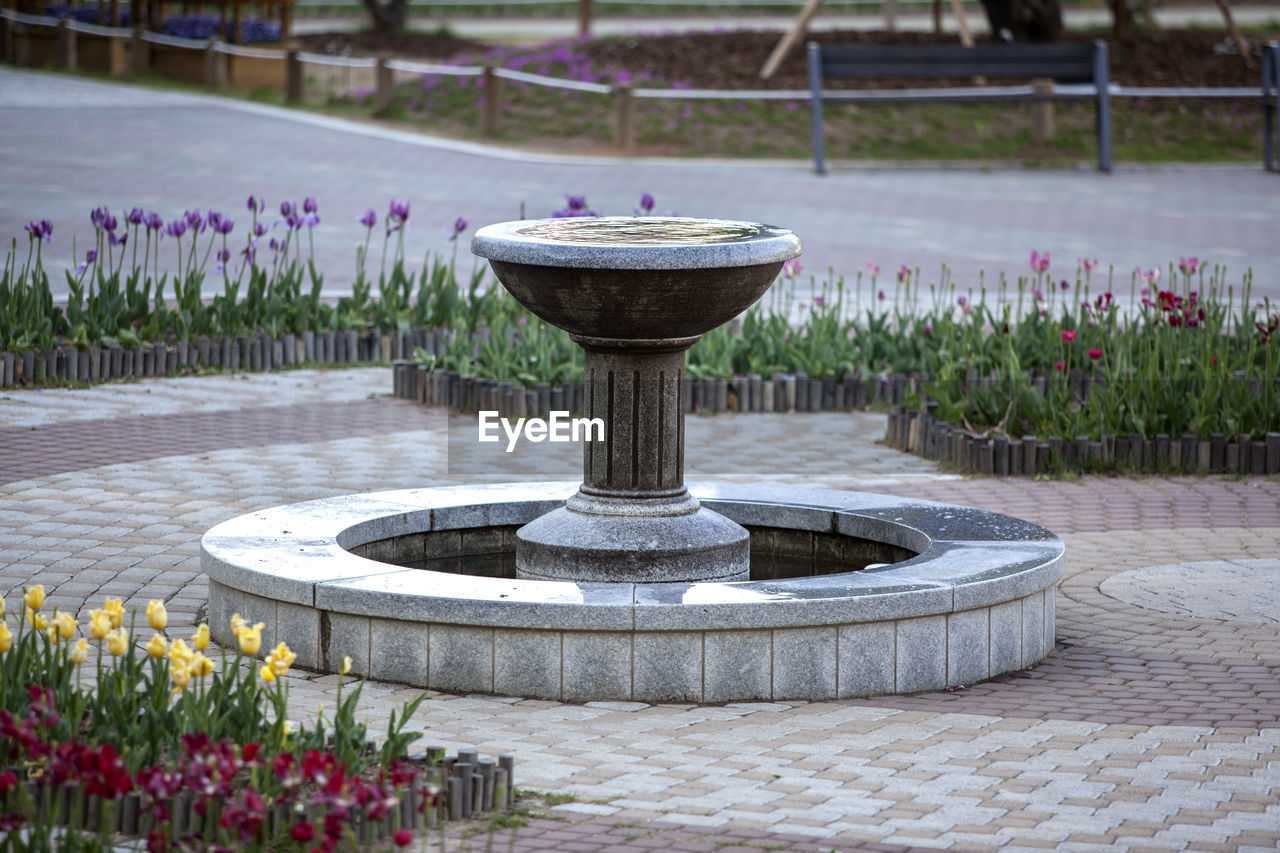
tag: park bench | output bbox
[807,41,1112,174]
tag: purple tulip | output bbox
[127,207,145,226]
[359,209,377,229]
[566,195,586,211]
[108,231,127,248]
[303,197,318,214]
[90,206,109,229]
[101,214,118,233]
[449,217,468,241]
[638,193,655,214]
[24,220,53,242]
[75,248,98,276]
[185,209,204,232]
[269,237,280,252]
[280,200,296,218]
[388,200,410,224]
[165,219,187,239]
[247,195,264,213]
[253,222,268,238]
[216,216,234,235]
[145,211,164,231]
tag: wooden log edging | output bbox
[391,362,913,418]
[884,406,1280,477]
[0,746,513,839]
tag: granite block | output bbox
[1044,587,1057,653]
[428,624,494,694]
[634,632,703,703]
[837,621,895,698]
[370,619,431,687]
[390,534,426,565]
[990,600,1022,676]
[895,615,946,693]
[562,631,631,701]
[276,601,321,670]
[326,611,371,677]
[706,501,834,532]
[493,629,561,700]
[946,608,989,687]
[772,627,837,700]
[423,530,462,558]
[704,630,772,702]
[1021,591,1046,668]
[460,527,506,556]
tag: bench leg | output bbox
[1094,40,1112,174]
[808,42,827,175]
[1264,44,1278,172]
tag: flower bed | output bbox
[0,587,514,852]
[4,197,1277,474]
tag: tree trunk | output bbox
[977,0,1063,42]
[361,0,408,34]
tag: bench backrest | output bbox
[815,43,1098,85]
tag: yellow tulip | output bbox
[259,664,276,683]
[88,610,111,640]
[230,613,247,638]
[103,598,125,629]
[29,609,48,632]
[54,610,76,641]
[146,600,168,632]
[170,658,191,691]
[46,625,59,644]
[0,623,12,654]
[266,642,296,676]
[237,623,264,656]
[0,594,7,619]
[105,628,128,656]
[192,624,210,651]
[70,639,90,665]
[340,655,353,675]
[168,638,193,665]
[193,653,214,677]
[23,585,45,612]
[146,634,169,658]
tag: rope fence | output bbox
[3,8,1275,159]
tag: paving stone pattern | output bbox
[3,369,1279,851]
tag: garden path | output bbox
[2,366,1279,850]
[2,65,1278,311]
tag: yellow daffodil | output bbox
[146,600,168,632]
[230,613,247,638]
[70,639,90,665]
[237,622,264,656]
[146,634,169,658]
[266,642,296,676]
[192,652,214,677]
[103,598,125,629]
[340,655,353,675]
[23,585,44,612]
[105,628,128,656]
[54,610,76,641]
[28,609,48,632]
[192,623,210,651]
[0,623,11,654]
[168,638,193,664]
[170,658,191,691]
[88,609,111,640]
[259,664,276,683]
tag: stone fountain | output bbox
[202,216,1063,702]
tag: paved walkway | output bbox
[2,67,1278,306]
[2,367,1279,851]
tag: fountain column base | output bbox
[514,498,750,583]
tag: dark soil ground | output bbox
[295,26,1270,90]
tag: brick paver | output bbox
[3,365,1279,850]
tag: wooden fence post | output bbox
[56,17,77,70]
[375,54,393,111]
[286,46,304,103]
[483,65,502,136]
[204,41,226,89]
[107,33,126,74]
[1031,78,1054,142]
[578,0,593,37]
[129,24,148,74]
[883,0,898,32]
[614,83,635,154]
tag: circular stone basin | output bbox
[471,217,800,340]
[202,483,1064,703]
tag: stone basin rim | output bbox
[201,482,1064,632]
[471,217,802,270]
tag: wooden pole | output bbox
[950,0,973,47]
[614,83,635,153]
[1215,0,1252,68]
[883,0,897,33]
[577,0,593,37]
[759,0,824,80]
[482,65,502,136]
[932,0,942,34]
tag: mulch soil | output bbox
[295,25,1273,90]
